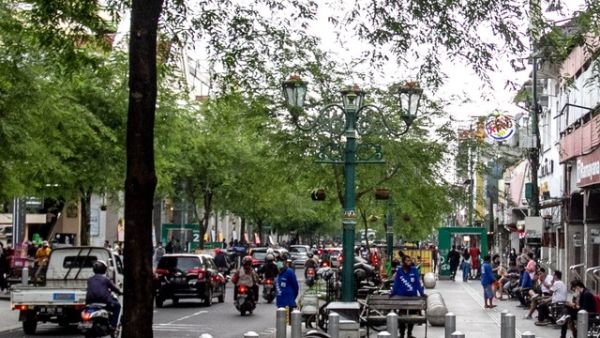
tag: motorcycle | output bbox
[305,267,316,287]
[235,284,256,316]
[262,278,275,303]
[78,303,120,338]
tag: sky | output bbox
[306,0,588,129]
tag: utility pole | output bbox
[468,124,475,226]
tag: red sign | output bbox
[576,146,600,187]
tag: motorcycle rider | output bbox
[261,254,279,281]
[214,248,229,275]
[232,256,259,302]
[86,260,122,329]
[304,253,319,279]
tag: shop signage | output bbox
[485,113,515,141]
[576,147,600,187]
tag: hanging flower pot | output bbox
[402,214,411,222]
[374,188,390,200]
[311,189,326,201]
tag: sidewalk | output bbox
[372,279,561,338]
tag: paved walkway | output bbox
[380,279,561,338]
[0,300,21,333]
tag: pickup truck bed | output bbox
[11,288,86,306]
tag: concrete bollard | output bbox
[22,267,28,286]
[291,310,302,338]
[244,332,259,337]
[386,312,398,338]
[328,312,340,338]
[445,312,456,338]
[276,308,287,338]
[427,292,448,326]
[450,331,465,338]
[521,331,535,338]
[505,313,516,338]
[577,310,588,338]
[199,335,214,338]
[377,332,391,337]
[500,310,508,338]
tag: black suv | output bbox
[154,254,226,307]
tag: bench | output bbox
[363,294,428,337]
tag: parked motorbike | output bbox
[306,267,316,287]
[262,278,275,304]
[235,284,256,316]
[78,304,120,338]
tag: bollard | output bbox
[291,310,302,338]
[276,308,287,338]
[450,331,465,338]
[577,310,588,338]
[244,332,259,337]
[445,312,456,338]
[22,266,28,286]
[505,313,516,338]
[377,332,391,337]
[328,312,340,338]
[500,310,508,338]
[386,312,398,338]
[521,331,535,338]
[199,335,214,338]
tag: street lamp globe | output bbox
[340,84,366,111]
[282,75,308,115]
[398,82,423,125]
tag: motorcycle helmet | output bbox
[307,253,314,258]
[266,248,275,255]
[93,260,108,274]
[266,254,275,261]
[242,255,253,266]
[214,248,222,255]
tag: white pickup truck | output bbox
[10,247,124,334]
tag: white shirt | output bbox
[551,280,568,303]
[541,275,553,293]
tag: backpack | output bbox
[593,293,600,313]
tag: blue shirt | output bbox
[276,267,299,308]
[480,262,494,286]
[520,270,532,288]
[392,266,424,297]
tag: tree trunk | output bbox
[240,217,246,244]
[257,219,263,246]
[200,189,213,249]
[123,0,162,336]
[79,188,92,246]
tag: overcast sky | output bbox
[307,0,587,128]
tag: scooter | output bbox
[78,303,120,338]
[235,284,256,316]
[262,278,275,303]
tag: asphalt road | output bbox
[0,269,306,338]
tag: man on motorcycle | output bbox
[232,256,259,301]
[85,261,122,329]
[304,253,319,279]
[214,248,229,274]
[261,254,279,281]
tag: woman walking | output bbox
[462,248,471,282]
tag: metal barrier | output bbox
[569,263,585,281]
[585,266,600,293]
[593,268,600,295]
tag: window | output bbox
[114,255,124,274]
[157,256,202,271]
[63,256,98,269]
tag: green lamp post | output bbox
[282,77,423,302]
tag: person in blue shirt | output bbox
[480,255,496,308]
[275,260,299,319]
[516,265,533,306]
[392,255,425,338]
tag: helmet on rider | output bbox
[266,254,275,261]
[242,255,253,266]
[93,260,108,275]
[307,253,313,258]
[214,248,222,255]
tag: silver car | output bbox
[289,245,311,267]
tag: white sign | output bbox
[90,209,100,236]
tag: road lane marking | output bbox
[164,310,208,325]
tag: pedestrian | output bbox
[446,245,460,281]
[481,254,496,308]
[103,240,111,249]
[392,255,426,338]
[509,248,517,266]
[154,242,165,266]
[165,239,174,254]
[275,259,299,321]
[222,238,227,249]
[469,242,480,279]
[431,246,439,274]
[556,280,597,338]
[461,248,471,282]
[525,252,537,278]
[173,239,182,253]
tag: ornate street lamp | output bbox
[282,76,423,302]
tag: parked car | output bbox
[289,245,311,267]
[250,247,269,270]
[154,254,226,308]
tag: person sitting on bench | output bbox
[392,255,426,338]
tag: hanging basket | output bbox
[374,188,390,200]
[311,189,326,201]
[402,214,411,222]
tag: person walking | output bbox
[392,255,426,338]
[447,246,460,281]
[154,242,165,266]
[461,248,471,282]
[469,242,481,279]
[275,260,299,321]
[481,255,496,308]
